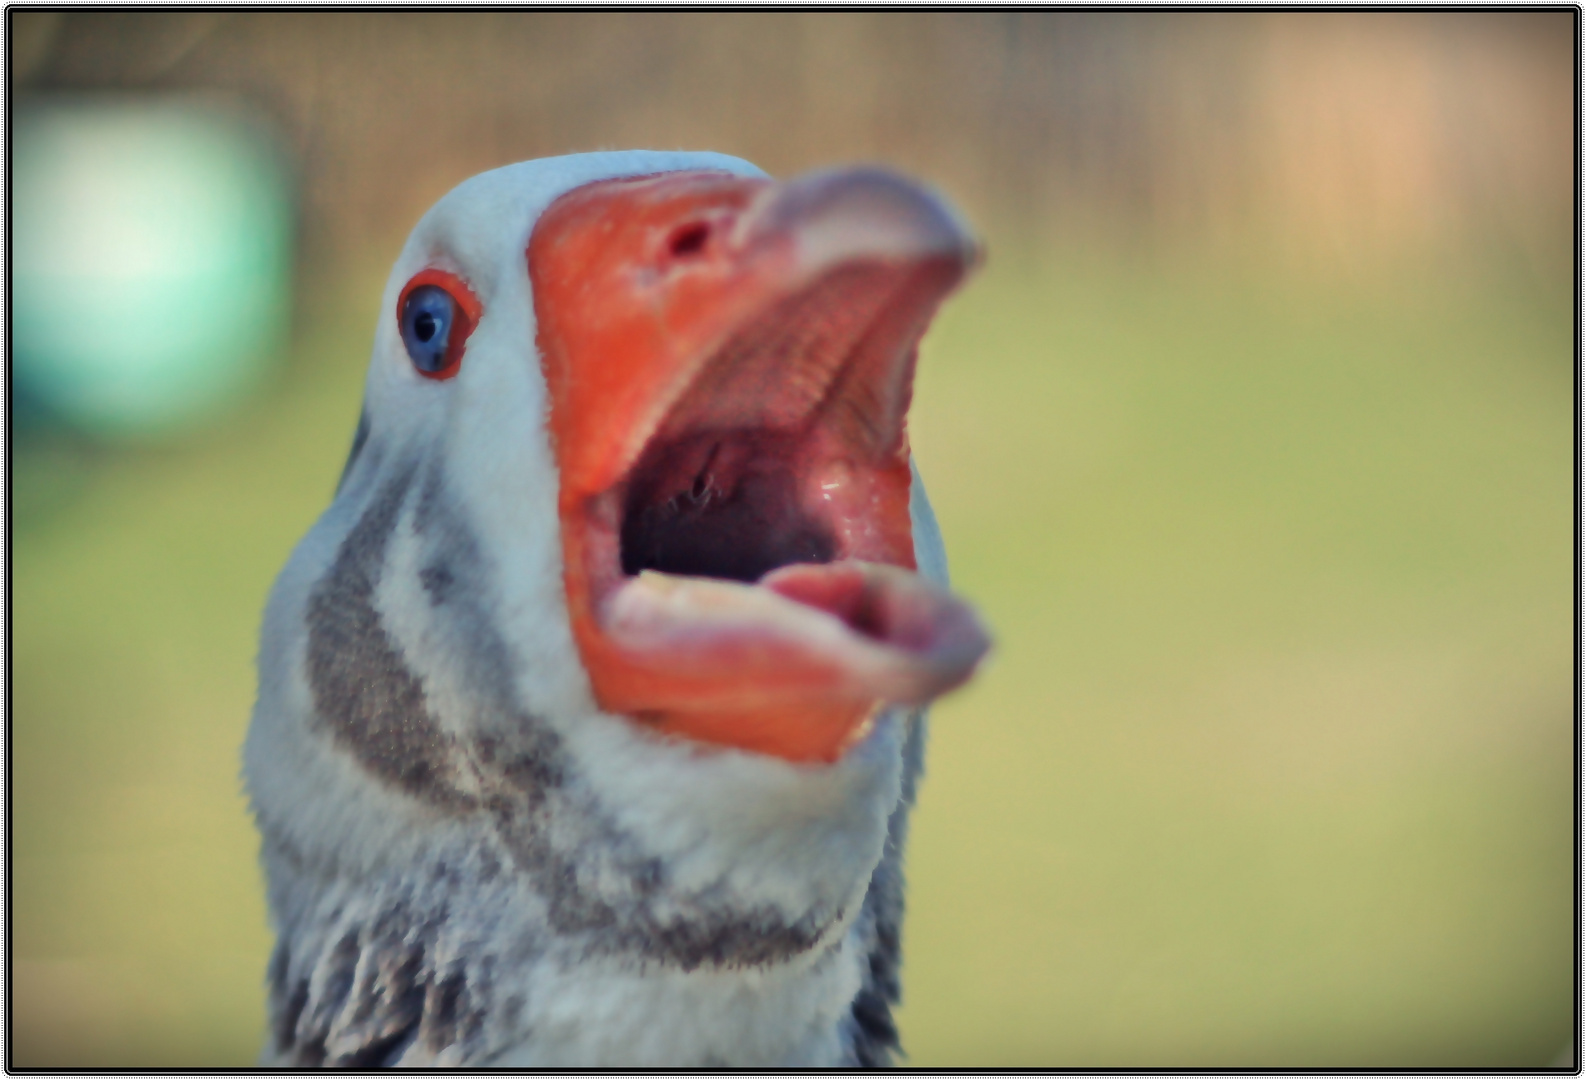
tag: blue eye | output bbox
[401,285,457,374]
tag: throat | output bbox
[618,428,838,582]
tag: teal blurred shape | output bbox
[14,97,293,438]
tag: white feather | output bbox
[245,150,947,1067]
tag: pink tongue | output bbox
[601,560,989,708]
[760,561,986,668]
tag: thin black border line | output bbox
[3,6,1573,1072]
[1567,1,1584,1075]
[1,4,1585,11]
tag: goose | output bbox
[244,150,989,1068]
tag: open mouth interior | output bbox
[598,259,940,624]
[578,249,993,727]
[620,428,838,583]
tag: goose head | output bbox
[245,151,988,1067]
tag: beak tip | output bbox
[755,165,979,273]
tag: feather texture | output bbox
[247,152,972,1067]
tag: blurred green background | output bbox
[10,11,1574,1067]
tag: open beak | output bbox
[530,166,990,763]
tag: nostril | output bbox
[668,222,710,258]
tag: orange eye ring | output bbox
[397,268,483,381]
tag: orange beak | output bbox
[529,166,990,763]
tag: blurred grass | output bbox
[11,269,377,1066]
[899,248,1572,1066]
[11,244,1572,1066]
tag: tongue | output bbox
[600,560,988,713]
[761,561,986,670]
